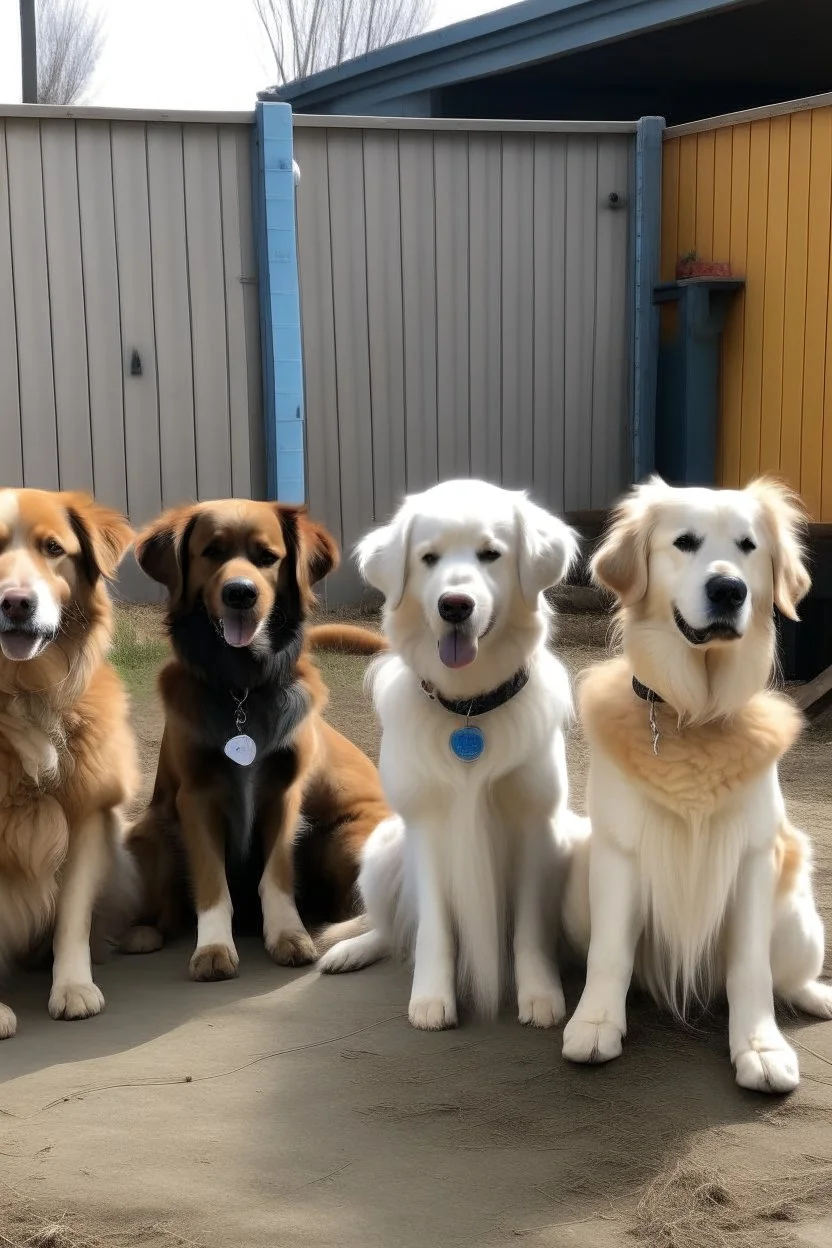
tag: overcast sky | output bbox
[0,0,510,109]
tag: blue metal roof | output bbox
[263,0,757,112]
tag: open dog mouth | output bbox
[437,618,494,670]
[0,626,55,662]
[213,612,261,649]
[672,606,740,647]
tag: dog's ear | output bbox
[134,508,196,602]
[747,478,811,620]
[515,496,579,608]
[356,506,413,609]
[278,505,340,598]
[591,485,656,605]
[63,493,133,584]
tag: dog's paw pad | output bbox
[562,1018,623,1064]
[519,987,566,1028]
[267,930,317,967]
[122,925,164,955]
[189,944,239,982]
[49,982,105,1021]
[0,1003,17,1039]
[735,1045,799,1094]
[408,996,457,1031]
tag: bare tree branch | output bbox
[253,0,433,86]
[36,0,105,105]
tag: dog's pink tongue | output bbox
[438,632,478,669]
[0,632,43,662]
[221,614,258,648]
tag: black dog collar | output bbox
[632,675,664,705]
[421,667,530,717]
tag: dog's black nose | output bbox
[1,589,36,624]
[706,575,747,612]
[438,593,475,624]
[221,578,258,610]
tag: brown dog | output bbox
[124,499,389,980]
[0,488,136,1039]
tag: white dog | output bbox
[319,479,584,1030]
[561,477,832,1093]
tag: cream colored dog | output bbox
[319,479,581,1030]
[562,477,831,1093]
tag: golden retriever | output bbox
[0,488,136,1039]
[124,499,389,980]
[562,477,832,1092]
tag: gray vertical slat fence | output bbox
[147,122,198,508]
[294,117,636,601]
[6,120,58,489]
[41,120,94,494]
[398,130,439,497]
[295,128,342,550]
[363,130,407,525]
[434,131,470,481]
[468,133,503,486]
[0,127,24,486]
[0,106,262,601]
[76,120,128,515]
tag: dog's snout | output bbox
[438,592,475,625]
[706,574,747,613]
[221,578,259,610]
[1,588,36,625]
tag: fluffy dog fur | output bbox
[0,488,137,1039]
[561,477,832,1093]
[124,499,390,980]
[319,479,586,1031]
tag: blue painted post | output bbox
[255,101,305,503]
[631,115,665,482]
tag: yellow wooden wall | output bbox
[662,107,832,520]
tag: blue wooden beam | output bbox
[254,101,305,504]
[631,114,664,481]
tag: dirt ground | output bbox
[2,608,832,1248]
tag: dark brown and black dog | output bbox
[124,499,388,981]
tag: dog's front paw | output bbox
[0,1003,17,1039]
[189,943,239,981]
[49,981,105,1021]
[318,936,372,975]
[409,995,457,1031]
[734,1043,799,1094]
[518,984,566,1028]
[562,1016,623,1064]
[266,929,317,967]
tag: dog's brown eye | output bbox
[202,543,226,561]
[477,549,501,563]
[673,533,703,554]
[253,549,279,568]
[737,537,757,555]
[44,538,65,558]
[422,552,439,567]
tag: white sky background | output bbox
[0,0,511,109]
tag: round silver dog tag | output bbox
[224,733,257,766]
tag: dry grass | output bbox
[109,607,168,698]
[0,1183,204,1248]
[632,1159,832,1248]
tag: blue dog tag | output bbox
[449,725,484,762]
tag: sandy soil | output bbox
[2,613,832,1248]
